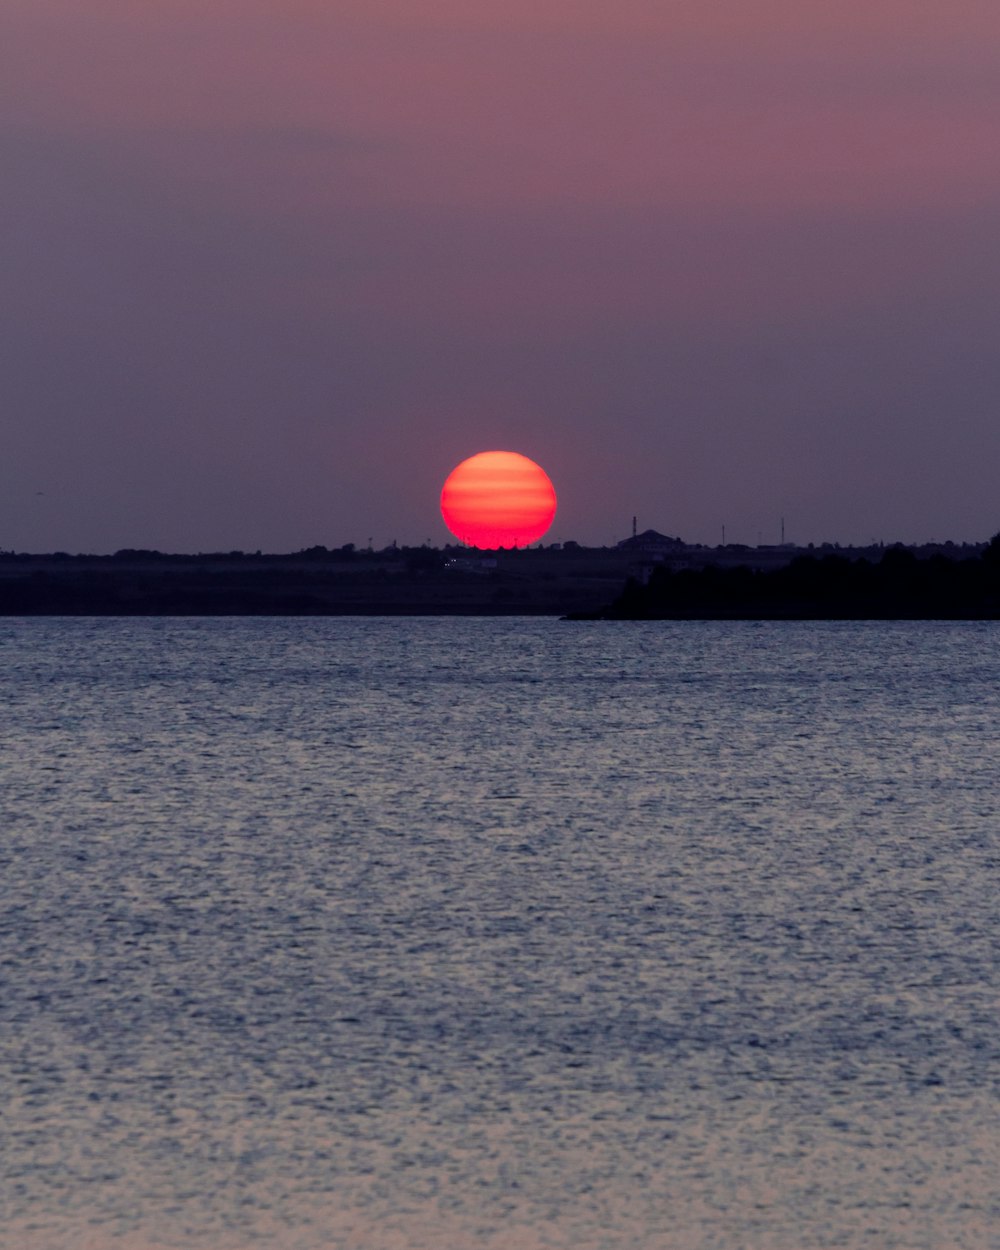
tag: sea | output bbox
[1,618,997,1250]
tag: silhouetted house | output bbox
[616,529,688,583]
[616,529,684,557]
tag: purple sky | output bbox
[4,0,1000,551]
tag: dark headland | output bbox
[1,534,998,618]
[570,535,1000,620]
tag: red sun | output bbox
[440,451,557,548]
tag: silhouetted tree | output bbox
[982,533,1000,568]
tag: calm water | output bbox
[1,618,997,1250]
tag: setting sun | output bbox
[440,451,557,548]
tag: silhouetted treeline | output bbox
[0,545,628,615]
[577,539,1000,620]
[0,545,363,564]
[4,540,1000,617]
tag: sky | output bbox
[3,0,1000,551]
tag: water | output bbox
[1,618,997,1250]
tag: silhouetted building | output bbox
[616,529,684,556]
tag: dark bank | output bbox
[1,536,997,618]
[572,535,1000,620]
[0,544,631,616]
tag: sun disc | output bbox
[440,451,557,548]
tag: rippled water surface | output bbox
[1,618,998,1249]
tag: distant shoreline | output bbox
[2,541,997,619]
[0,547,625,617]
